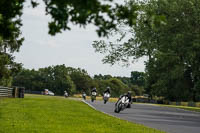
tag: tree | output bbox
[66,67,94,93]
[0,0,24,86]
[96,77,129,97]
[93,0,200,101]
[13,65,76,95]
[94,74,112,80]
[130,71,145,86]
[0,0,139,86]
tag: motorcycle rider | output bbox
[82,91,86,100]
[64,90,68,97]
[91,87,97,102]
[116,91,132,108]
[103,86,111,104]
[91,87,97,93]
[103,86,111,95]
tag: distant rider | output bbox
[103,86,111,95]
[64,91,68,97]
[91,87,97,102]
[82,91,86,100]
[91,87,97,94]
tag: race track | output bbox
[85,100,200,133]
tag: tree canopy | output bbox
[93,0,200,101]
[0,0,138,85]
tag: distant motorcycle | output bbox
[64,92,68,98]
[82,93,86,100]
[103,92,110,104]
[91,92,97,102]
[114,95,130,113]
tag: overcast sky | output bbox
[14,0,145,77]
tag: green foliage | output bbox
[13,66,145,96]
[130,71,145,86]
[0,0,24,86]
[0,0,139,86]
[108,78,129,97]
[66,67,94,94]
[140,0,200,101]
[44,0,116,37]
[13,65,104,96]
[13,65,76,95]
[92,0,200,101]
[94,75,131,97]
[94,73,145,97]
[94,74,112,80]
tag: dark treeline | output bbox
[12,64,145,97]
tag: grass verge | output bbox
[0,94,164,133]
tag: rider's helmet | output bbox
[127,91,132,96]
[106,86,110,90]
[92,87,96,92]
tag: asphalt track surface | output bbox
[85,100,200,133]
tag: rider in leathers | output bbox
[103,86,111,95]
[116,91,132,108]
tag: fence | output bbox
[0,86,13,97]
[0,86,25,98]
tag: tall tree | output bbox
[93,0,200,101]
[0,0,24,85]
[66,67,94,93]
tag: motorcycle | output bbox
[91,91,97,102]
[103,92,110,104]
[82,93,86,100]
[64,92,68,98]
[114,95,130,113]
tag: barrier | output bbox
[0,86,24,98]
[0,86,13,97]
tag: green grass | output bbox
[0,94,165,133]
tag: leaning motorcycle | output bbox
[91,92,97,102]
[103,92,110,104]
[114,95,130,113]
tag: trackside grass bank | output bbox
[0,94,165,133]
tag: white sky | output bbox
[14,0,145,77]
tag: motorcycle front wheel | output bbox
[114,101,122,113]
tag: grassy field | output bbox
[0,94,165,133]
